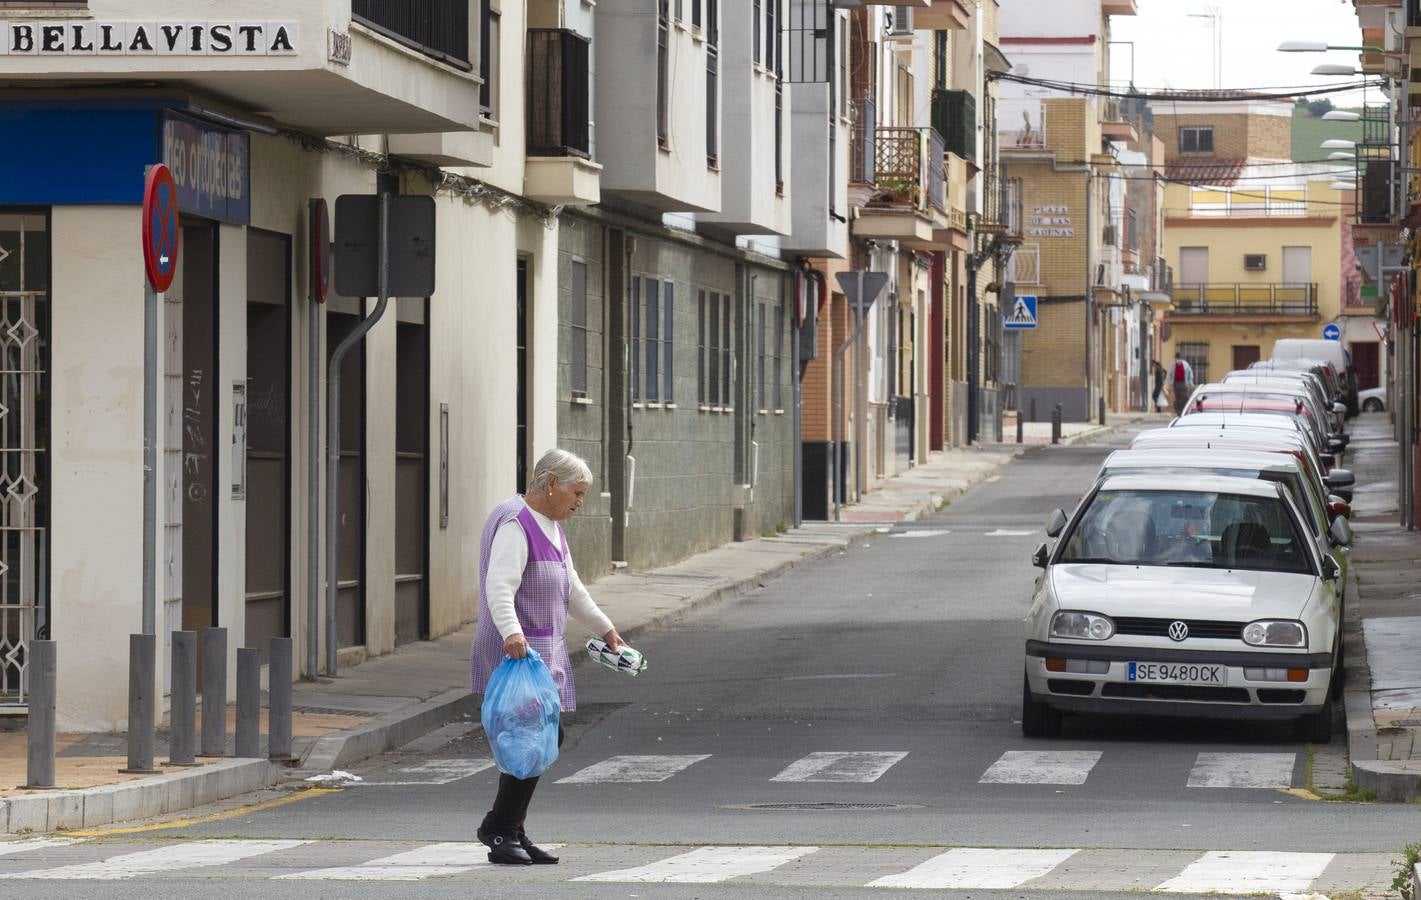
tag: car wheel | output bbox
[1293,690,1334,744]
[1363,398,1383,413]
[1021,671,1063,738]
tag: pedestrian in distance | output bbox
[1170,351,1194,416]
[470,448,626,866]
[1151,360,1167,412]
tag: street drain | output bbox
[723,802,922,812]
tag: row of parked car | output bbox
[1023,339,1357,743]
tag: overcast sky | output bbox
[1109,0,1375,104]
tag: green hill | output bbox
[1291,105,1364,163]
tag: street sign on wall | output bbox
[1323,323,1341,341]
[141,164,179,292]
[1004,294,1038,329]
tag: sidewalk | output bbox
[1339,413,1421,801]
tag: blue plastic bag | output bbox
[480,647,561,779]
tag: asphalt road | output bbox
[6,426,1420,897]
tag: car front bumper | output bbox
[1024,640,1332,719]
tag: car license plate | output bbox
[1127,662,1224,685]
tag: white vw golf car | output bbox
[1023,474,1343,742]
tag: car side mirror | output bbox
[1325,468,1355,489]
[1328,501,1353,530]
[1046,508,1067,538]
[1330,514,1354,547]
[1032,543,1050,569]
[1333,402,1347,415]
[1322,553,1341,581]
[1331,488,1353,503]
[1327,437,1345,453]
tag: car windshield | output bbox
[1104,466,1324,539]
[1057,489,1313,574]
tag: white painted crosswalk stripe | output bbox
[0,839,78,858]
[354,758,495,786]
[276,841,564,880]
[771,751,908,783]
[556,754,710,784]
[979,750,1102,785]
[1155,851,1335,894]
[1186,753,1296,789]
[868,848,1080,889]
[0,839,309,880]
[575,846,818,883]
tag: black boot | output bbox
[477,826,532,865]
[519,830,560,865]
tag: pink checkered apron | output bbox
[470,497,578,710]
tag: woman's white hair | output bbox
[527,448,593,494]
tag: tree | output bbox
[1306,97,1335,117]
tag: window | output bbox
[676,0,683,20]
[773,304,783,410]
[706,0,720,167]
[657,0,670,148]
[698,290,707,404]
[646,279,660,402]
[754,0,761,66]
[838,25,849,119]
[757,303,767,410]
[933,30,948,90]
[707,291,721,405]
[663,283,675,402]
[1178,340,1210,385]
[571,260,588,396]
[721,293,732,408]
[693,0,701,29]
[766,0,779,72]
[630,276,642,401]
[1179,125,1214,155]
[480,0,501,118]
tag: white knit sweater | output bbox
[485,505,613,641]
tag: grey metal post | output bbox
[1051,404,1062,445]
[200,626,227,756]
[235,648,261,758]
[25,639,56,788]
[122,633,157,773]
[1099,396,1107,426]
[168,630,197,766]
[143,285,156,635]
[1016,409,1024,444]
[326,192,392,674]
[1030,397,1037,423]
[308,290,320,678]
[268,637,293,760]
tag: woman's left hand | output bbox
[603,628,625,652]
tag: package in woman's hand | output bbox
[585,639,648,676]
[480,648,561,779]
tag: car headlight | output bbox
[1050,611,1115,641]
[1242,620,1307,648]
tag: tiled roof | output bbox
[1161,159,1249,186]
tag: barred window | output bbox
[630,275,641,401]
[1178,340,1210,385]
[570,260,588,396]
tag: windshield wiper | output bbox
[1057,557,1123,565]
[1160,560,1222,568]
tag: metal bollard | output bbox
[1099,396,1107,426]
[268,637,294,761]
[169,631,198,766]
[25,640,57,788]
[235,648,261,758]
[1051,404,1063,445]
[1016,410,1024,444]
[200,626,227,757]
[1029,398,1037,424]
[122,633,158,774]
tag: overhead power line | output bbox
[988,71,1384,102]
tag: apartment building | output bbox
[0,1,587,729]
[997,0,1140,422]
[1153,100,1348,386]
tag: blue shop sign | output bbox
[162,111,250,225]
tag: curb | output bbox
[300,687,482,774]
[0,758,284,835]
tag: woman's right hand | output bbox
[503,633,528,659]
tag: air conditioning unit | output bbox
[886,7,914,38]
[1244,253,1267,271]
[1102,225,1117,246]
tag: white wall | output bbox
[998,0,1099,41]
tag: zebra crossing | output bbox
[0,838,1393,892]
[526,748,1304,790]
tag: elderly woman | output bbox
[470,448,624,866]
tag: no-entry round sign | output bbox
[142,165,180,292]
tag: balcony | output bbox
[1100,99,1139,144]
[1000,102,1046,150]
[595,0,721,213]
[0,2,484,136]
[853,127,946,247]
[523,29,600,206]
[1167,284,1320,318]
[1102,0,1139,15]
[781,81,849,258]
[917,0,973,30]
[934,152,971,252]
[931,89,976,163]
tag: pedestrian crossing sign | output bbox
[1004,295,1038,330]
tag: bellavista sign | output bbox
[0,22,298,56]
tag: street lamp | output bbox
[1322,110,1362,122]
[1321,139,1357,149]
[1278,40,1384,53]
[1328,151,1357,160]
[1312,64,1361,76]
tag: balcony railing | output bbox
[1001,104,1046,150]
[1169,283,1319,316]
[931,89,976,162]
[850,97,876,185]
[353,0,471,69]
[527,29,591,158]
[871,127,945,213]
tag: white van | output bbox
[1271,339,1357,415]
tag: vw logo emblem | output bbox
[1168,621,1190,642]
